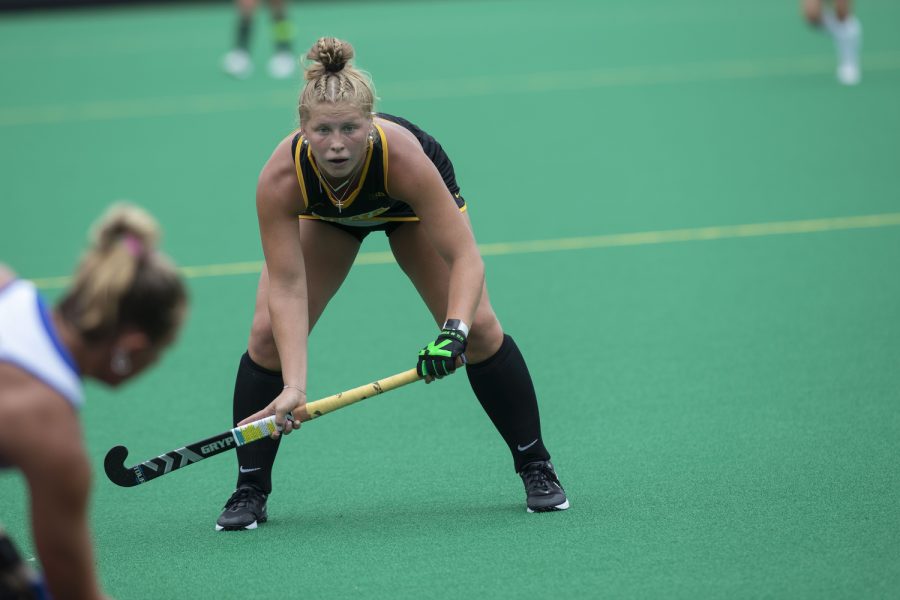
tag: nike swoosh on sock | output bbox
[517,439,539,452]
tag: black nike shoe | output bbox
[519,460,570,513]
[215,484,268,531]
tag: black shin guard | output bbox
[233,351,283,494]
[466,334,551,472]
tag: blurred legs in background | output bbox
[802,0,862,85]
[266,0,297,78]
[222,0,297,80]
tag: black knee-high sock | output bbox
[233,351,283,494]
[235,15,252,50]
[466,334,551,472]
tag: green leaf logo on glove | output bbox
[417,327,468,379]
[420,338,454,357]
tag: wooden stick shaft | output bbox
[300,368,421,421]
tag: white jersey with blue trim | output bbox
[0,279,84,409]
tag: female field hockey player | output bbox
[0,204,188,600]
[802,0,862,85]
[216,37,569,531]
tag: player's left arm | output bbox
[383,127,484,379]
[385,128,484,330]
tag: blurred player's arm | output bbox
[11,389,109,600]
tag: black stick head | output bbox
[104,445,143,487]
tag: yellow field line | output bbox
[476,212,900,256]
[2,53,900,128]
[30,212,900,290]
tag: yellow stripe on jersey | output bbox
[375,123,389,190]
[293,134,310,211]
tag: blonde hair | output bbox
[298,37,375,123]
[58,203,187,344]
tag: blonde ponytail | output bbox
[58,203,187,343]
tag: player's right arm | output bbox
[1,380,108,600]
[253,136,309,431]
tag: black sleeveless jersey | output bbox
[290,113,465,227]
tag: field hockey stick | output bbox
[104,368,422,487]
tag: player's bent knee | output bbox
[465,318,504,364]
[247,323,280,369]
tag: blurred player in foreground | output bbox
[215,37,570,531]
[222,0,297,79]
[0,204,188,600]
[802,0,862,85]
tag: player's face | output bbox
[302,103,372,179]
[97,328,180,387]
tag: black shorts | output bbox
[321,220,410,243]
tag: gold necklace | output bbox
[316,145,369,213]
